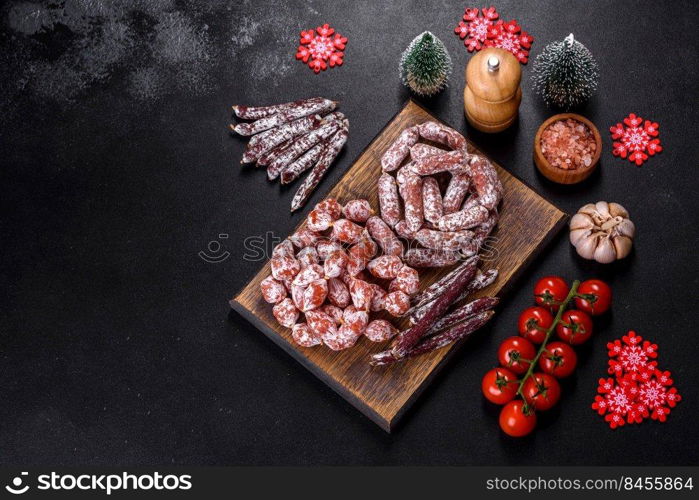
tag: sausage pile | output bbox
[377,121,503,267]
[230,97,349,212]
[261,198,423,351]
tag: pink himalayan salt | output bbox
[540,118,597,170]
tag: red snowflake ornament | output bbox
[295,24,347,73]
[610,113,663,166]
[484,19,533,63]
[607,330,658,379]
[454,6,498,52]
[593,331,681,428]
[454,7,533,63]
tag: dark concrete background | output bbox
[1,0,698,465]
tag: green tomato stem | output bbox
[516,280,580,398]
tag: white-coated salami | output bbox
[381,126,419,172]
[364,319,398,342]
[410,143,448,161]
[400,173,424,233]
[378,173,401,228]
[468,155,502,210]
[422,177,443,224]
[443,173,471,214]
[233,98,337,135]
[292,322,322,347]
[437,204,490,232]
[417,121,466,150]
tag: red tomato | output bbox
[497,336,536,375]
[517,306,554,344]
[499,400,537,437]
[534,276,569,311]
[575,279,612,316]
[556,310,594,345]
[539,341,577,378]
[522,373,561,411]
[482,368,518,405]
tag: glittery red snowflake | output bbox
[454,7,533,63]
[592,331,681,428]
[610,113,662,166]
[295,24,347,73]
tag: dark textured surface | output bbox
[1,0,698,465]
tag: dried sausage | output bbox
[364,320,398,342]
[403,248,459,268]
[442,173,470,214]
[232,98,337,135]
[437,204,489,232]
[342,199,373,223]
[399,173,424,233]
[260,276,287,304]
[367,255,403,279]
[381,126,419,172]
[377,173,401,228]
[291,127,349,212]
[327,277,351,308]
[272,298,299,328]
[292,322,322,347]
[422,177,443,224]
[365,216,404,257]
[417,121,466,150]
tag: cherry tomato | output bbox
[517,306,554,344]
[575,279,612,316]
[497,336,536,375]
[482,368,518,405]
[522,373,561,411]
[534,276,569,311]
[556,310,593,345]
[538,341,577,378]
[499,400,537,437]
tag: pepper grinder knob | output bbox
[487,56,500,72]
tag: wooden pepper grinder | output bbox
[464,47,521,133]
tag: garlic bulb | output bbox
[569,201,635,263]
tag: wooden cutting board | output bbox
[231,99,567,432]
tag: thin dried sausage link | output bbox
[424,297,499,336]
[437,204,489,232]
[410,150,466,176]
[403,248,460,268]
[422,177,443,224]
[365,216,404,257]
[242,114,323,164]
[410,268,498,323]
[371,310,494,365]
[409,255,478,307]
[399,173,424,232]
[417,121,467,150]
[280,141,327,184]
[442,173,471,214]
[381,126,419,172]
[291,126,349,212]
[410,143,448,161]
[232,98,337,136]
[389,258,478,358]
[267,120,341,180]
[378,173,401,228]
[233,97,328,120]
[415,228,475,252]
[468,155,502,210]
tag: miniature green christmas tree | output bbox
[399,31,452,97]
[532,34,599,110]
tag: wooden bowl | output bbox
[533,113,602,184]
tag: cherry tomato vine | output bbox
[482,277,612,437]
